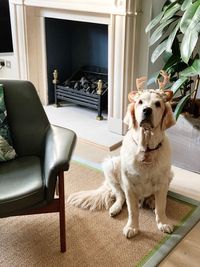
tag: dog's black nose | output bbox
[143,107,152,117]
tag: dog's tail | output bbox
[67,157,120,211]
[67,182,113,211]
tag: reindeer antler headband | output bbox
[128,70,173,103]
[136,76,147,93]
[157,70,170,91]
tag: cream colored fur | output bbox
[68,90,176,238]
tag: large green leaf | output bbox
[146,1,178,33]
[162,51,173,63]
[181,26,199,63]
[145,10,165,33]
[163,0,176,9]
[180,0,200,33]
[166,21,180,52]
[181,0,192,11]
[151,39,168,63]
[171,76,188,95]
[185,1,200,32]
[149,18,177,46]
[163,54,181,73]
[174,94,191,120]
[168,61,189,75]
[181,3,200,64]
[180,59,200,76]
[160,3,181,22]
[163,37,180,69]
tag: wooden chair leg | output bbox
[58,170,66,252]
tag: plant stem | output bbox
[192,75,200,102]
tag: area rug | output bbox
[0,160,200,267]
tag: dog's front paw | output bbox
[157,222,174,234]
[123,225,139,238]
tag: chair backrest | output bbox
[1,80,50,157]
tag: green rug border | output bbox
[137,191,200,267]
[72,156,200,267]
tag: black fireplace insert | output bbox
[54,66,108,120]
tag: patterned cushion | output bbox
[0,84,16,162]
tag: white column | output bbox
[25,6,48,103]
[9,0,28,79]
[108,0,141,134]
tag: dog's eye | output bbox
[138,100,143,105]
[155,101,161,108]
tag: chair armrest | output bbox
[43,125,76,201]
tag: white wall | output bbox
[137,0,152,79]
[0,53,19,79]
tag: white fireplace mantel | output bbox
[24,0,133,15]
[9,0,142,135]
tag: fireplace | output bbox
[45,18,108,119]
[9,0,141,135]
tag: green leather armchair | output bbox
[0,80,76,252]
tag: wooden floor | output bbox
[74,140,200,267]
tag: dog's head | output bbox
[124,90,175,131]
[124,72,175,131]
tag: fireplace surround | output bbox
[9,0,142,135]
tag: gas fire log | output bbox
[63,76,107,95]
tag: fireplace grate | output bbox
[54,66,108,120]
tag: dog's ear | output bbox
[128,91,138,103]
[164,90,173,102]
[124,103,137,129]
[162,102,176,130]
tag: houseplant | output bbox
[145,0,200,172]
[146,0,200,120]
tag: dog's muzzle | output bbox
[140,107,154,129]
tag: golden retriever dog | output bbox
[68,71,176,238]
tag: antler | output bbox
[128,76,147,102]
[136,76,147,92]
[157,70,170,91]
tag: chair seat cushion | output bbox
[0,156,45,217]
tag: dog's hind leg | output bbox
[109,184,125,217]
[141,195,155,210]
[102,156,125,217]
